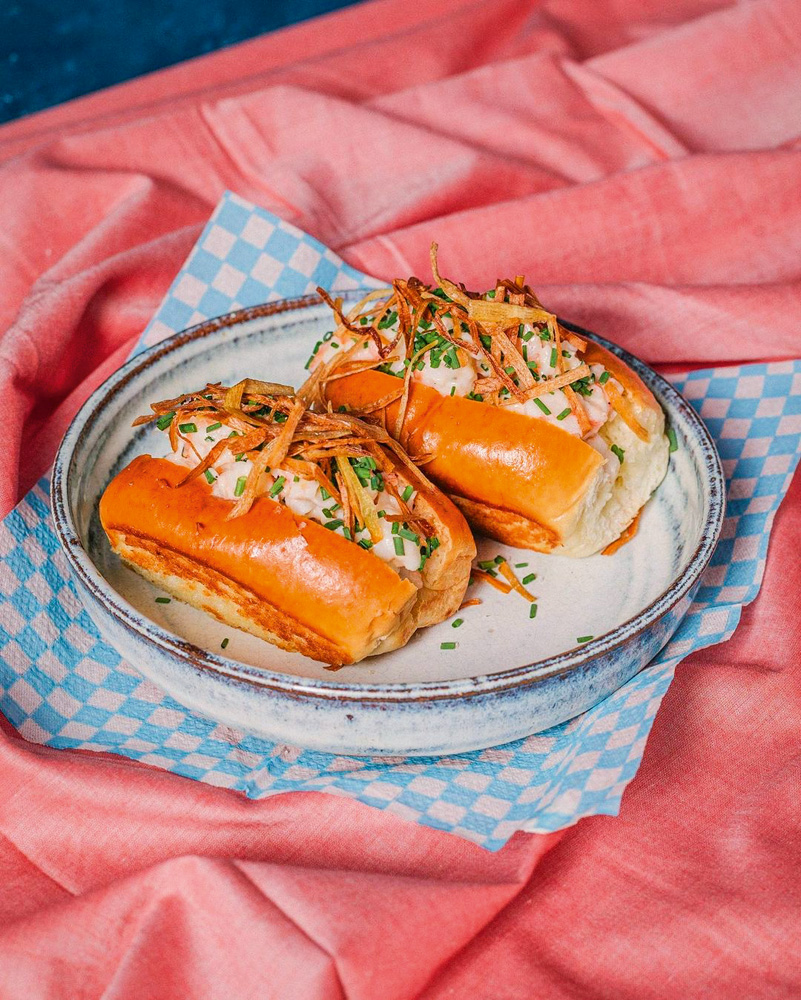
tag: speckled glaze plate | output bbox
[52,296,725,756]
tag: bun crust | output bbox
[323,346,669,556]
[100,455,474,665]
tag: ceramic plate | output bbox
[52,296,725,756]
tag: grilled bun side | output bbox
[324,370,603,550]
[323,352,669,557]
[100,455,420,665]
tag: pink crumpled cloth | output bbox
[1,0,800,996]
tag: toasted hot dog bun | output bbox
[323,340,669,557]
[100,455,474,665]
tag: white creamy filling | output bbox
[586,432,621,484]
[162,416,424,577]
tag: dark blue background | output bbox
[1,0,360,124]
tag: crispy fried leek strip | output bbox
[317,287,392,358]
[345,385,406,415]
[430,243,470,307]
[564,385,593,437]
[471,568,513,594]
[497,561,537,602]
[602,511,640,555]
[337,455,382,544]
[498,363,593,404]
[605,382,650,442]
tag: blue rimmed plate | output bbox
[52,296,725,756]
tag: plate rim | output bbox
[52,294,726,704]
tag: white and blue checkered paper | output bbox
[1,192,800,850]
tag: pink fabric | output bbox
[1,0,800,994]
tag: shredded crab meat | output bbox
[134,381,443,579]
[303,243,650,452]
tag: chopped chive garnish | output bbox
[529,603,537,619]
[452,618,464,628]
[324,519,344,531]
[342,527,352,541]
[155,596,171,604]
[320,488,331,500]
[515,562,528,568]
[337,405,348,413]
[221,637,229,649]
[234,476,247,497]
[393,536,405,557]
[539,330,551,341]
[204,469,216,484]
[440,642,457,650]
[330,341,339,349]
[207,422,222,432]
[178,422,197,434]
[556,407,572,421]
[577,635,594,644]
[274,412,288,423]
[533,398,552,415]
[550,347,558,368]
[323,331,333,341]
[494,555,505,564]
[360,317,368,325]
[598,370,610,384]
[428,537,440,552]
[391,521,400,535]
[522,573,537,585]
[205,436,214,443]
[293,476,299,483]
[269,476,286,497]
[235,453,245,462]
[378,310,398,330]
[156,412,174,430]
[450,386,456,396]
[358,538,373,550]
[667,427,678,452]
[398,528,419,543]
[401,484,414,502]
[377,510,386,518]
[228,430,240,438]
[611,444,625,464]
[477,559,496,571]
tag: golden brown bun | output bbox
[100,456,474,665]
[323,346,669,556]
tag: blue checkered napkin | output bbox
[137,192,381,356]
[1,192,800,851]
